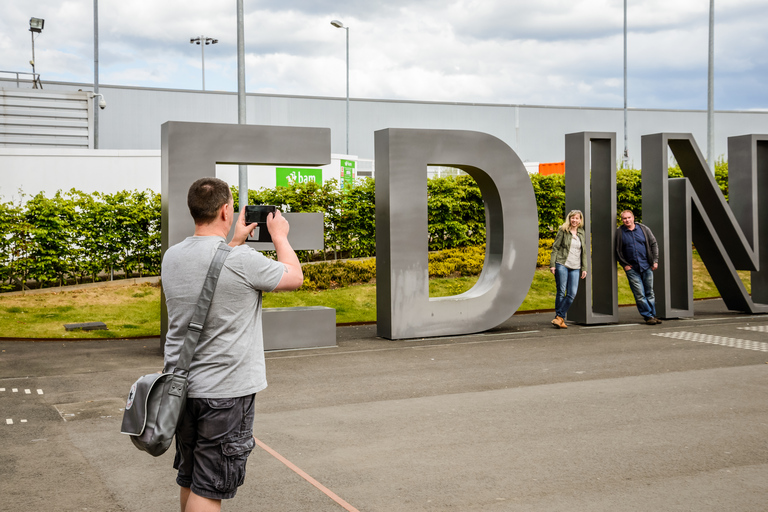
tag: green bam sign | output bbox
[340,159,356,189]
[276,167,323,187]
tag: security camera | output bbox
[93,93,106,110]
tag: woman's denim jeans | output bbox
[625,267,657,319]
[554,263,580,318]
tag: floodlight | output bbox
[29,18,45,33]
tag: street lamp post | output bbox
[237,0,247,211]
[707,0,715,172]
[189,36,218,91]
[331,20,349,155]
[623,0,628,168]
[94,0,100,149]
[29,17,44,89]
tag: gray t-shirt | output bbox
[162,236,285,398]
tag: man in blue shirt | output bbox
[614,210,662,325]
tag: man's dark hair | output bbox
[187,177,232,224]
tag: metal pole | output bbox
[707,0,715,172]
[345,26,349,155]
[30,31,36,88]
[237,0,248,209]
[201,35,206,91]
[623,0,628,167]
[94,0,99,149]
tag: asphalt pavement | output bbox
[1,299,767,511]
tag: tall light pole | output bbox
[707,0,715,172]
[94,0,100,148]
[623,0,628,168]
[29,17,44,89]
[190,36,218,91]
[237,0,247,210]
[331,20,349,155]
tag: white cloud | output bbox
[1,0,765,110]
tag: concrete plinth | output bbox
[263,306,336,351]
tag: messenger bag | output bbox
[120,242,231,456]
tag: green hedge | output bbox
[1,163,730,291]
[0,190,160,291]
[243,175,485,259]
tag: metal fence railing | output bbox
[0,71,43,89]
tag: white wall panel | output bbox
[2,78,766,167]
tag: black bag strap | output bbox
[173,242,232,375]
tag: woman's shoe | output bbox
[552,316,567,329]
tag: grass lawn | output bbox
[0,282,160,339]
[0,252,750,339]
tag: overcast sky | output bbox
[2,0,766,111]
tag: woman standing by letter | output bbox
[549,210,587,329]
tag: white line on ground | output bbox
[37,389,43,395]
[738,326,768,333]
[581,323,642,329]
[24,389,30,394]
[12,388,17,393]
[0,388,4,392]
[653,331,768,352]
[699,316,766,322]
[20,420,27,423]
[6,419,12,425]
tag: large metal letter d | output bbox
[375,129,538,339]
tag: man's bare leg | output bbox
[180,487,191,512]
[180,487,221,512]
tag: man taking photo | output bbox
[162,177,303,511]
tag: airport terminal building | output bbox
[1,76,767,199]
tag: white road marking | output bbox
[738,325,768,333]
[0,388,4,392]
[37,389,43,395]
[12,388,18,393]
[20,420,27,423]
[582,323,642,329]
[6,419,12,425]
[653,331,768,352]
[24,389,31,394]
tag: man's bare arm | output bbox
[267,211,303,291]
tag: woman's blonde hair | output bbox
[559,210,584,231]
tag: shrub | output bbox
[538,239,554,268]
[300,259,378,290]
[530,173,565,239]
[299,245,487,290]
[428,246,485,276]
[427,175,486,250]
[0,189,161,291]
[616,168,642,222]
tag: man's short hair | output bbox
[187,177,232,224]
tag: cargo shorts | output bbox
[174,394,256,500]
